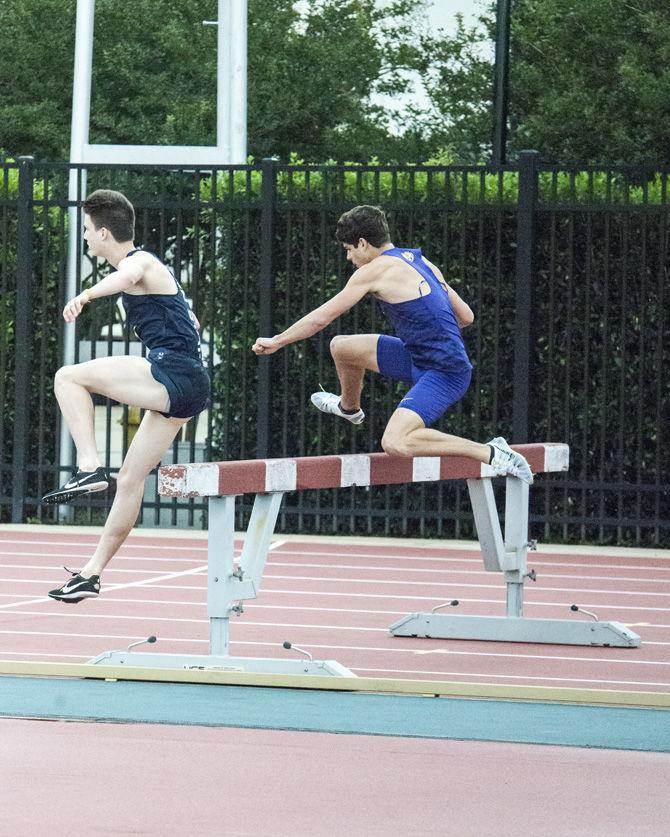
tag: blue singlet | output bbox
[375,247,472,427]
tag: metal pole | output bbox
[11,156,35,522]
[229,0,247,163]
[491,0,512,167]
[257,157,278,458]
[512,150,539,443]
[216,0,232,161]
[60,0,95,491]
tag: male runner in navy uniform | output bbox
[252,204,532,482]
[44,189,210,602]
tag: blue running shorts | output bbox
[148,347,211,419]
[376,335,471,427]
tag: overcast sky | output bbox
[376,0,490,126]
[428,0,482,32]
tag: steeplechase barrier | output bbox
[89,443,640,676]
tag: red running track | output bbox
[4,718,670,837]
[0,527,669,694]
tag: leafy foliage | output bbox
[421,0,670,165]
[0,0,434,163]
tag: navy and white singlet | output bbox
[122,249,210,419]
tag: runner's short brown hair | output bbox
[335,205,390,248]
[83,189,135,242]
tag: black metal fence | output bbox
[1,153,668,545]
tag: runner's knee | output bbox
[381,431,412,458]
[330,334,351,359]
[115,466,147,496]
[54,364,79,390]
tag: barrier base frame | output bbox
[88,651,355,677]
[389,476,642,649]
[389,613,641,648]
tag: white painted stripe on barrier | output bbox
[545,443,570,472]
[185,463,219,495]
[265,458,297,492]
[340,455,371,487]
[412,457,441,482]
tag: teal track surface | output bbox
[1,676,669,752]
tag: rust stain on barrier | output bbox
[158,467,189,497]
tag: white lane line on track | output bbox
[4,590,670,613]
[231,548,670,573]
[0,543,287,612]
[2,596,670,634]
[2,614,668,667]
[2,540,670,573]
[0,539,212,552]
[234,574,670,597]
[0,538,283,555]
[0,629,209,642]
[5,630,668,677]
[0,651,92,660]
[0,565,208,611]
[0,565,207,576]
[0,551,216,565]
[2,558,670,587]
[3,572,670,600]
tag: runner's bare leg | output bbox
[79,410,188,578]
[54,356,171,472]
[382,407,490,461]
[330,334,379,410]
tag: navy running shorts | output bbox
[376,335,471,427]
[147,347,211,419]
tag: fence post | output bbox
[257,156,279,458]
[11,156,35,522]
[512,150,539,443]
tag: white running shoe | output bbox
[310,391,365,425]
[487,436,534,484]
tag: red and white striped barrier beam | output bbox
[158,443,569,498]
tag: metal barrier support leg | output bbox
[389,476,641,647]
[208,495,237,655]
[89,492,357,674]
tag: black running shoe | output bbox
[48,567,100,603]
[42,467,109,505]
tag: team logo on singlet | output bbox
[402,251,414,262]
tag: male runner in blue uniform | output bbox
[252,204,532,482]
[44,189,210,602]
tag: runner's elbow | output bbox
[459,308,474,328]
[310,313,331,332]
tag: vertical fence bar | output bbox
[512,150,539,442]
[11,156,34,522]
[257,157,278,458]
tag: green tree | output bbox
[0,0,435,163]
[421,0,670,165]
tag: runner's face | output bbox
[83,214,106,258]
[343,239,371,267]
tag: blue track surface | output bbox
[0,676,670,752]
[1,676,668,751]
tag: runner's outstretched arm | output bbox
[62,258,144,322]
[252,265,376,355]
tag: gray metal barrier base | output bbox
[88,651,355,677]
[90,491,356,678]
[389,613,641,648]
[388,476,642,650]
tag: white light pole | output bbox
[60,0,248,500]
